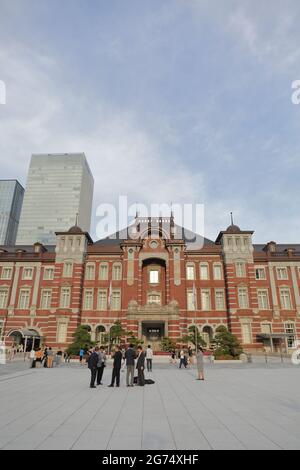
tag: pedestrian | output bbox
[196,347,205,381]
[47,348,54,368]
[79,348,85,365]
[96,347,106,385]
[30,349,36,368]
[35,348,43,368]
[179,349,186,368]
[170,349,176,364]
[43,347,48,368]
[136,345,146,386]
[88,347,99,388]
[146,344,153,372]
[108,345,123,387]
[55,350,63,367]
[125,343,136,387]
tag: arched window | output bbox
[186,263,195,280]
[99,263,108,280]
[95,325,106,344]
[112,263,122,281]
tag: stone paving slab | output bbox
[0,361,300,450]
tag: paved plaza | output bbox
[0,359,300,450]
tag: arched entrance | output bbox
[202,325,214,348]
[95,325,106,345]
[8,329,41,352]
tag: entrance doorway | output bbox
[142,322,165,351]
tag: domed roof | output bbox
[67,225,84,234]
[225,224,241,233]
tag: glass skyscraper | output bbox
[16,153,94,245]
[0,180,24,245]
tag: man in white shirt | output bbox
[146,345,153,372]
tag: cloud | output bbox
[0,1,300,245]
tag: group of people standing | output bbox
[87,344,154,389]
[172,347,205,380]
[30,347,63,368]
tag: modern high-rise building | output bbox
[16,153,94,245]
[0,180,24,245]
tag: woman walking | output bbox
[196,347,205,380]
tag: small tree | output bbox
[126,331,143,348]
[103,321,128,349]
[161,337,177,352]
[214,325,243,358]
[182,325,206,349]
[67,325,95,356]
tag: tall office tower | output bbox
[16,153,94,245]
[0,180,24,245]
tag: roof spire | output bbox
[135,202,139,219]
[75,212,79,226]
[230,211,234,226]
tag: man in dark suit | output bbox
[88,346,99,388]
[108,345,123,387]
[136,345,146,386]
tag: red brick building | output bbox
[0,216,299,353]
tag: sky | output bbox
[0,0,300,243]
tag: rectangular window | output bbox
[257,290,269,310]
[148,294,161,305]
[22,268,34,280]
[149,270,159,284]
[111,290,121,311]
[41,290,52,309]
[255,268,266,280]
[44,267,54,280]
[18,289,30,309]
[99,264,108,280]
[215,290,225,310]
[186,265,195,280]
[280,289,292,310]
[201,290,211,310]
[236,262,246,278]
[85,264,95,280]
[98,290,107,311]
[63,262,73,278]
[285,323,296,348]
[241,323,252,344]
[60,287,71,308]
[187,290,195,311]
[277,267,288,280]
[1,267,12,280]
[57,322,68,343]
[238,287,249,309]
[261,323,272,334]
[112,264,122,281]
[84,289,94,310]
[213,265,222,280]
[200,264,209,280]
[0,289,9,309]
